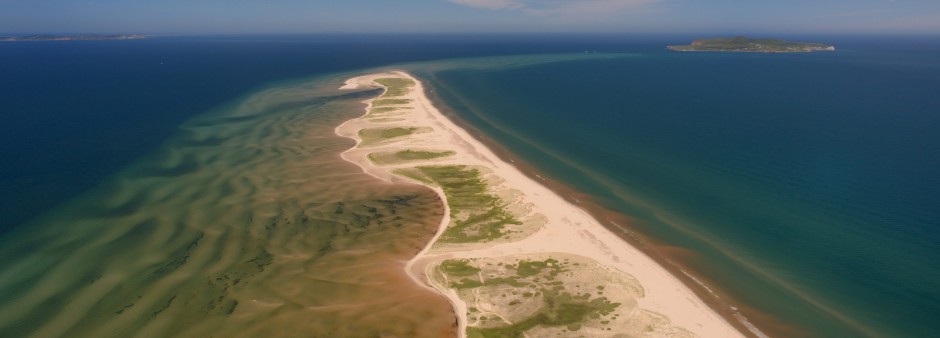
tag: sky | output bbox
[1,0,938,35]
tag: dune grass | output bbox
[394,165,520,243]
[466,288,620,337]
[374,78,415,97]
[396,150,456,161]
[368,150,456,165]
[373,98,412,107]
[440,259,480,277]
[438,257,622,338]
[366,118,406,123]
[393,168,434,184]
[366,106,401,116]
[357,127,430,147]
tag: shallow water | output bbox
[0,75,456,337]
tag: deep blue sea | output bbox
[1,34,938,337]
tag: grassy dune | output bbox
[368,150,456,165]
[357,127,431,147]
[393,165,521,243]
[373,98,412,106]
[375,78,415,97]
[435,256,632,338]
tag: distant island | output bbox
[668,36,834,53]
[0,34,146,42]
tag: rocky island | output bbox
[0,34,146,42]
[668,36,835,53]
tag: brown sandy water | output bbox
[0,75,456,337]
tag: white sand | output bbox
[336,71,747,338]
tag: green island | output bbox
[668,36,834,53]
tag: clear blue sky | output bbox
[1,0,938,35]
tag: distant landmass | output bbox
[668,36,835,53]
[0,34,146,42]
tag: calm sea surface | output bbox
[0,34,937,337]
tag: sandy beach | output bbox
[337,71,748,337]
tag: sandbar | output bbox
[337,71,748,337]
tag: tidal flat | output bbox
[0,75,457,337]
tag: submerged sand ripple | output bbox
[0,76,456,337]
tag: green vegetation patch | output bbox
[485,277,528,288]
[366,118,405,123]
[441,259,480,277]
[364,106,402,118]
[392,168,433,184]
[370,107,400,113]
[515,258,560,277]
[451,278,484,289]
[449,276,527,290]
[357,127,430,147]
[367,149,455,165]
[466,288,620,338]
[439,256,629,338]
[396,150,456,161]
[374,77,415,97]
[403,165,521,243]
[372,98,411,107]
[364,106,406,120]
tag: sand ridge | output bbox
[336,71,745,337]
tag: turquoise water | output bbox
[421,38,940,337]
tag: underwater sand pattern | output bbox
[0,75,456,337]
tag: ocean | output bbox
[421,36,940,337]
[0,34,938,337]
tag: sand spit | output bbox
[337,72,744,337]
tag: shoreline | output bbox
[336,71,751,337]
[418,75,784,337]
